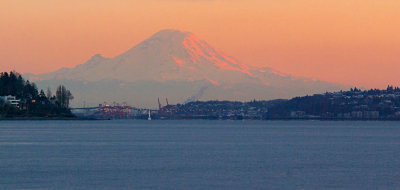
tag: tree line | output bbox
[264,86,400,119]
[0,71,74,118]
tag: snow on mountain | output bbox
[26,29,343,107]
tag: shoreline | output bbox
[0,117,97,121]
[1,117,400,121]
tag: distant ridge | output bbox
[26,29,344,108]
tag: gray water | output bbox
[0,120,399,190]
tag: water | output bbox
[0,120,399,190]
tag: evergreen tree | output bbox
[39,90,46,98]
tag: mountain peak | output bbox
[90,54,105,60]
[86,54,107,65]
[123,29,192,51]
[151,29,192,39]
[115,29,257,83]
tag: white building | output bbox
[0,95,20,107]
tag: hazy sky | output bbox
[1,0,399,88]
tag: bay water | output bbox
[1,120,399,189]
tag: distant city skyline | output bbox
[1,0,399,88]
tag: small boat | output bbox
[148,110,152,120]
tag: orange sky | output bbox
[1,0,399,88]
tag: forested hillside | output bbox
[0,71,74,118]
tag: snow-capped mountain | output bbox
[26,29,343,108]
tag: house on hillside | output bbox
[0,95,21,108]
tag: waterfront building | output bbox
[0,95,20,107]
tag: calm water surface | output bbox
[0,120,399,190]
